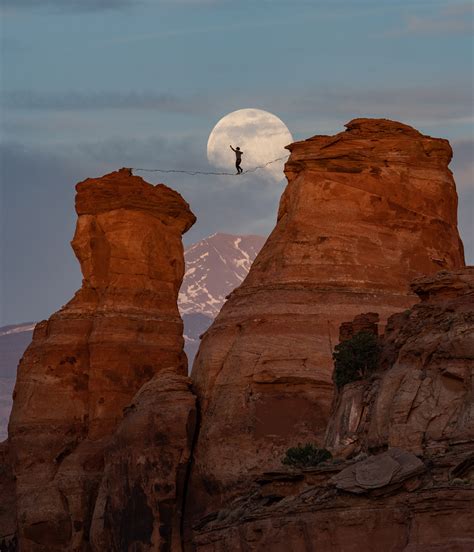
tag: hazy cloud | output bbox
[3,91,211,114]
[390,2,473,36]
[260,83,474,133]
[0,0,140,13]
[7,83,472,126]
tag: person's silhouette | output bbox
[230,145,244,174]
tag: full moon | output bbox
[207,108,293,182]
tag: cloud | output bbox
[1,133,284,252]
[3,90,211,114]
[389,2,473,36]
[259,83,474,133]
[0,0,140,13]
[7,82,472,128]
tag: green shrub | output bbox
[332,330,380,389]
[282,443,332,468]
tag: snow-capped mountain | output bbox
[179,233,265,367]
[179,233,266,317]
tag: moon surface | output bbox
[207,108,293,182]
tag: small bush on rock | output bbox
[333,330,380,389]
[282,443,332,468]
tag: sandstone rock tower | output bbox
[188,119,465,519]
[8,168,196,551]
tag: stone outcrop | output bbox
[90,370,196,552]
[7,168,196,551]
[338,311,379,342]
[326,268,474,458]
[188,118,465,522]
[191,457,474,552]
[190,268,474,551]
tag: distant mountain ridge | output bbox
[0,322,36,338]
[0,233,265,441]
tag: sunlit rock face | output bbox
[190,268,474,552]
[187,118,465,525]
[8,169,195,551]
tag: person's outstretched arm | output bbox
[230,145,236,152]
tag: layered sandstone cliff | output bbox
[7,168,196,551]
[191,268,474,551]
[188,118,465,522]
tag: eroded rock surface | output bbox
[190,268,474,552]
[326,268,474,458]
[90,369,196,552]
[189,118,465,521]
[8,168,195,551]
[192,455,474,552]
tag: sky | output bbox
[1,0,473,325]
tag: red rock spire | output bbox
[8,169,196,551]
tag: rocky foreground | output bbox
[191,269,474,551]
[0,119,472,552]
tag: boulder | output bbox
[332,448,425,493]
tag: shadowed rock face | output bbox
[0,442,16,548]
[90,369,196,552]
[188,119,465,522]
[8,169,196,551]
[190,268,474,552]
